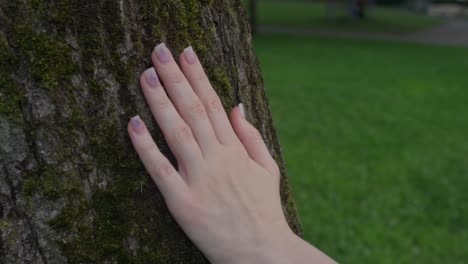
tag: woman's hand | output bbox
[127,43,335,264]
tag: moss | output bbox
[101,0,137,106]
[73,0,137,100]
[47,199,88,231]
[11,24,77,90]
[140,0,164,43]
[169,1,199,48]
[0,32,24,122]
[88,114,122,167]
[74,0,105,91]
[47,198,97,263]
[48,188,135,263]
[89,190,132,261]
[140,0,208,55]
[26,0,73,27]
[22,165,81,200]
[49,0,74,26]
[0,220,11,229]
[209,67,235,109]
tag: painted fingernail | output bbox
[239,103,246,118]
[130,115,145,135]
[154,43,170,63]
[143,67,160,88]
[183,46,197,64]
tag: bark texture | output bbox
[0,0,301,263]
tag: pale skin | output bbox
[127,43,336,264]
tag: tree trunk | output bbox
[0,0,301,262]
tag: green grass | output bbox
[252,0,442,33]
[253,33,468,263]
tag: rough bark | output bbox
[0,0,301,262]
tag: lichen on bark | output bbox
[0,0,301,262]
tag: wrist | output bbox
[226,227,336,264]
[224,225,296,264]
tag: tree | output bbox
[0,0,302,262]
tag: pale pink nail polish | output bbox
[143,67,160,88]
[183,46,197,64]
[130,115,145,134]
[239,103,246,118]
[154,43,170,63]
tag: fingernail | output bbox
[130,115,145,134]
[239,103,246,118]
[183,46,197,64]
[154,43,170,63]
[143,67,160,88]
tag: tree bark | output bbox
[0,0,301,262]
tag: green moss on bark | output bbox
[22,164,81,200]
[0,32,23,122]
[11,24,76,90]
[209,67,235,109]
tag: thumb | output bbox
[229,104,280,177]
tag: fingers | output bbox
[179,46,239,145]
[140,68,203,167]
[151,43,218,152]
[229,105,280,177]
[127,116,190,205]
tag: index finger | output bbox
[151,43,218,153]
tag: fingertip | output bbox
[129,115,146,135]
[238,103,245,118]
[154,42,171,64]
[229,104,246,125]
[179,46,198,67]
[179,51,188,68]
[183,46,197,64]
[229,108,279,177]
[179,50,184,62]
[127,121,132,135]
[139,71,146,86]
[150,49,159,68]
[151,44,171,67]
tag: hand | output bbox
[127,43,335,264]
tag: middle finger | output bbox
[152,43,218,153]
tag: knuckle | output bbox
[225,144,249,162]
[188,100,207,118]
[247,127,264,142]
[154,94,172,109]
[271,162,280,177]
[177,199,207,225]
[155,158,175,177]
[140,143,156,155]
[193,70,207,82]
[174,125,193,142]
[168,73,186,85]
[204,95,224,113]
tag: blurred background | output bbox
[244,0,468,263]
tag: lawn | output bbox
[249,0,442,33]
[253,33,468,263]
